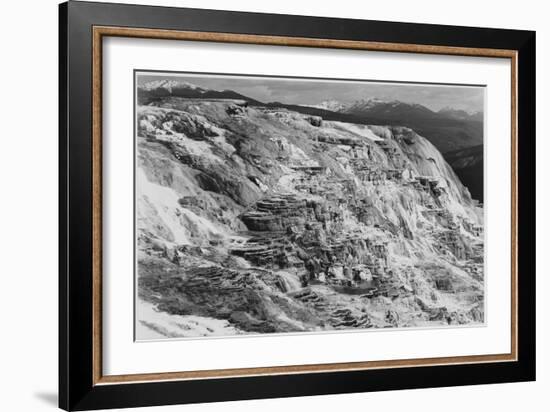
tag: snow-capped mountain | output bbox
[343,98,439,120]
[140,79,206,93]
[305,98,414,114]
[305,99,348,112]
[137,79,262,105]
[301,98,484,155]
[304,98,481,124]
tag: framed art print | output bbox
[59,1,536,410]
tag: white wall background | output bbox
[0,0,545,411]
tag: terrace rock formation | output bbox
[135,95,484,338]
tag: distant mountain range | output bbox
[307,99,482,122]
[137,79,263,105]
[304,98,483,154]
[138,80,484,201]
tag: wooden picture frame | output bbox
[59,1,535,410]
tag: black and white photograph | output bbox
[135,72,485,339]
[0,0,541,410]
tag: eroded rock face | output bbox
[136,99,484,338]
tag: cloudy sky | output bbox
[137,72,485,113]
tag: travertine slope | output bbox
[135,95,484,339]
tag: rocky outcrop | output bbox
[136,97,484,338]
